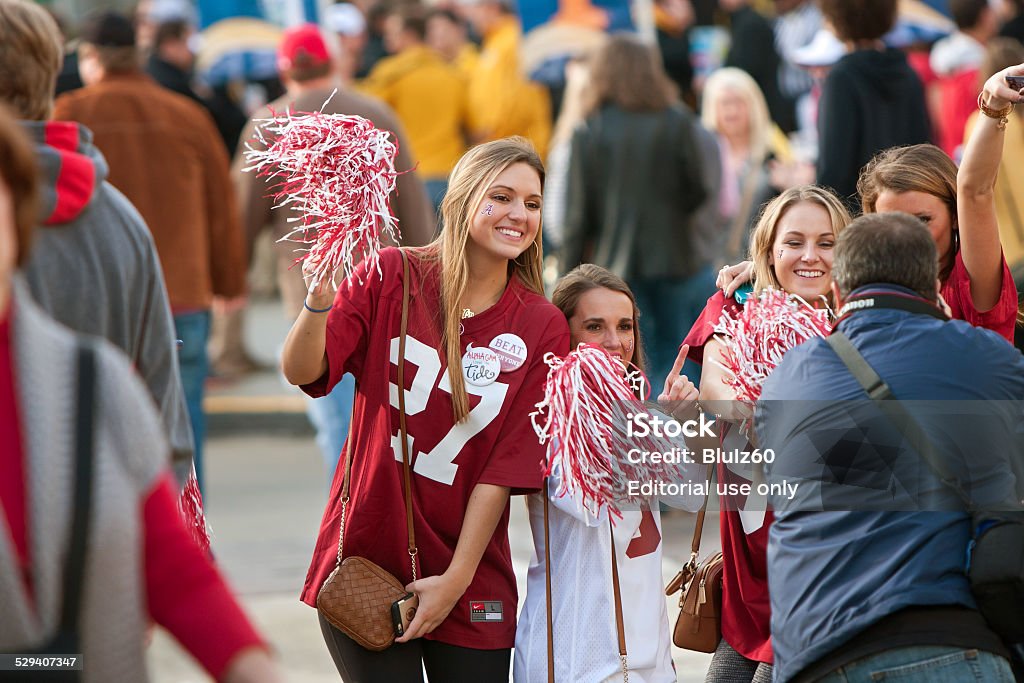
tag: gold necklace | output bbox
[461,308,475,320]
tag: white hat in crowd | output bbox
[792,28,847,68]
[324,3,366,37]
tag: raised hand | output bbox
[658,344,699,421]
[982,62,1024,111]
[301,260,338,312]
[717,261,754,297]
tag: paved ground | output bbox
[148,298,720,682]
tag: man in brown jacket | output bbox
[234,23,435,476]
[55,11,247,494]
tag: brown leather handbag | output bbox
[316,249,419,652]
[665,464,724,653]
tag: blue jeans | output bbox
[174,310,211,495]
[628,270,716,388]
[817,646,1015,683]
[306,373,355,478]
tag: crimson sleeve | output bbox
[682,291,734,366]
[301,248,397,397]
[143,472,267,679]
[941,251,1018,343]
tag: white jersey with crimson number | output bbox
[514,470,677,682]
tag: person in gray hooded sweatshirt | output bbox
[0,0,193,482]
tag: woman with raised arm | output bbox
[857,63,1024,342]
[281,137,569,682]
[718,65,1024,342]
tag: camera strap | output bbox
[835,292,948,328]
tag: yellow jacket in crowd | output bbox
[453,43,480,81]
[467,15,551,157]
[359,44,468,179]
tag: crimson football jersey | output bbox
[683,291,773,663]
[300,247,569,649]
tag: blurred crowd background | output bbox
[26,0,1024,496]
[3,0,1023,679]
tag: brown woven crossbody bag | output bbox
[317,249,419,651]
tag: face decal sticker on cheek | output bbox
[480,203,493,216]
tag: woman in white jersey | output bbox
[514,264,702,683]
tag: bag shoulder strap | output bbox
[825,331,971,507]
[396,249,418,578]
[608,521,629,681]
[824,331,892,400]
[59,342,96,639]
[689,463,716,557]
[336,249,419,578]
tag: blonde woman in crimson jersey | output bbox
[282,137,569,682]
[514,264,703,683]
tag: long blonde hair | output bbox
[749,185,852,295]
[700,67,772,166]
[426,136,545,422]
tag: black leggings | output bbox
[319,613,511,683]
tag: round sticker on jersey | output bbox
[488,333,528,372]
[462,344,501,386]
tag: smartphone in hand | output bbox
[1006,75,1024,91]
[391,592,419,637]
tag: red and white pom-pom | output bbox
[531,344,683,519]
[714,289,832,405]
[243,99,401,288]
[178,465,211,554]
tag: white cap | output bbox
[146,0,197,24]
[792,28,847,68]
[324,3,366,36]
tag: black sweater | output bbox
[816,48,931,209]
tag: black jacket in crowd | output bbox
[725,5,796,134]
[816,47,932,209]
[561,103,707,281]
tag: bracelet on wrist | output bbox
[304,299,333,314]
[977,92,1014,130]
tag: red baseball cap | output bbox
[277,24,331,73]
